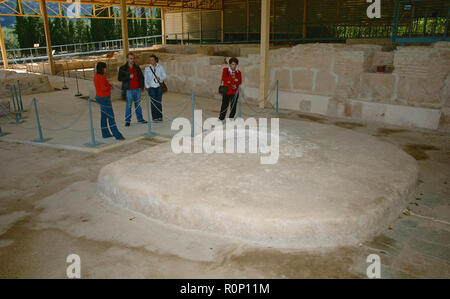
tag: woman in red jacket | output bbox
[219,57,242,121]
[94,62,125,140]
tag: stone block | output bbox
[196,46,215,56]
[396,76,443,105]
[273,69,291,90]
[292,69,314,92]
[0,99,9,117]
[385,104,441,130]
[372,51,394,69]
[244,67,260,89]
[355,100,387,123]
[359,73,395,100]
[299,100,311,113]
[315,71,337,96]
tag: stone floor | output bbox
[0,74,448,279]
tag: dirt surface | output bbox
[0,110,449,278]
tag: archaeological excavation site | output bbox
[0,0,449,283]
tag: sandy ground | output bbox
[0,75,449,279]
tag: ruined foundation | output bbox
[98,119,419,249]
[0,70,54,100]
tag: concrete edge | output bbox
[0,135,146,154]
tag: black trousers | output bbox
[219,93,238,120]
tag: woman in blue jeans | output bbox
[94,62,125,140]
[144,55,167,121]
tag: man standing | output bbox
[118,52,147,126]
[144,55,167,122]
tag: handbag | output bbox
[149,65,168,93]
[218,85,228,95]
[219,69,230,95]
[160,82,168,93]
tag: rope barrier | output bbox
[0,77,282,145]
[37,101,90,132]
[37,100,87,116]
[147,95,192,123]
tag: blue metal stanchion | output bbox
[32,98,51,143]
[144,92,158,138]
[9,87,19,124]
[75,73,82,97]
[238,86,242,118]
[272,80,282,116]
[13,85,24,120]
[84,98,103,147]
[191,93,195,137]
[17,80,25,112]
[0,125,10,137]
[62,69,68,89]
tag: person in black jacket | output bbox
[118,52,147,126]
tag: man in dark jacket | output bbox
[118,52,147,126]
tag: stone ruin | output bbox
[10,41,449,131]
[0,70,54,116]
[154,42,450,131]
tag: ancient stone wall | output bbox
[152,42,449,131]
[0,70,54,99]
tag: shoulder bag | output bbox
[149,65,168,93]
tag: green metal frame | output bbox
[392,0,450,44]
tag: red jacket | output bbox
[94,73,111,97]
[222,67,242,95]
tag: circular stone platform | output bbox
[98,119,418,249]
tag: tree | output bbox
[14,0,44,49]
[68,20,75,43]
[140,7,147,37]
[127,7,134,37]
[149,8,161,36]
[60,11,70,44]
[74,18,87,43]
[2,27,20,49]
[91,5,116,41]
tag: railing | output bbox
[392,1,450,44]
[3,34,164,64]
[2,13,449,66]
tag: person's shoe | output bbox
[138,120,148,124]
[116,136,126,141]
[125,122,130,127]
[102,134,113,139]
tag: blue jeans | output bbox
[96,96,123,139]
[125,88,144,123]
[148,87,163,121]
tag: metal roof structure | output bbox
[0,0,222,19]
[0,0,449,104]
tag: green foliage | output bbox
[91,6,116,41]
[140,7,147,37]
[2,27,19,49]
[12,2,162,51]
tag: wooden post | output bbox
[161,8,166,45]
[199,9,202,44]
[120,0,129,62]
[181,7,184,45]
[221,0,224,42]
[246,0,250,41]
[39,0,55,75]
[0,24,8,69]
[259,0,270,108]
[303,0,307,39]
